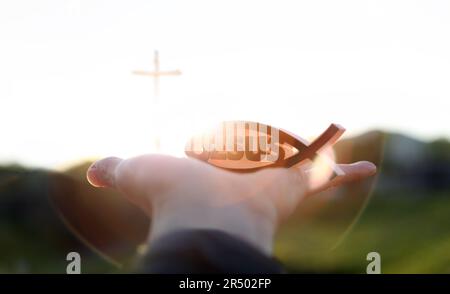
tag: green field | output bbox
[275,192,450,273]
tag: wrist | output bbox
[147,199,277,255]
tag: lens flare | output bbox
[308,146,336,190]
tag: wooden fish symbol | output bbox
[185,121,345,174]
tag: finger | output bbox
[86,157,123,188]
[87,154,193,196]
[86,154,190,215]
[305,161,376,196]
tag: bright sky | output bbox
[1,0,449,168]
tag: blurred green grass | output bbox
[275,191,450,273]
[0,223,115,273]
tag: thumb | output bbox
[305,161,377,196]
[256,161,376,220]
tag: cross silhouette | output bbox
[132,51,182,151]
[133,50,181,103]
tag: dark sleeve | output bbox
[135,229,285,274]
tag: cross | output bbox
[132,51,181,152]
[132,50,182,103]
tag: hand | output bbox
[86,154,376,255]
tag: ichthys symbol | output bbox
[185,121,345,175]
